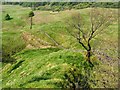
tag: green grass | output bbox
[2,48,85,88]
[2,5,118,88]
[2,5,30,31]
[2,30,26,63]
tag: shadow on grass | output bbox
[7,59,25,73]
[28,76,50,83]
[19,76,50,87]
[2,56,16,63]
[5,17,13,21]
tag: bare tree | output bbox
[66,8,116,66]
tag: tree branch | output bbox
[77,38,88,50]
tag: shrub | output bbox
[59,62,97,88]
[5,14,11,20]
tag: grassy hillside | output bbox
[2,48,85,88]
[1,5,118,88]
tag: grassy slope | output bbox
[2,48,84,88]
[2,5,118,88]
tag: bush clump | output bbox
[59,61,97,88]
[5,14,11,20]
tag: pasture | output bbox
[1,5,118,88]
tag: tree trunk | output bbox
[30,17,32,29]
[86,50,91,61]
[86,50,94,67]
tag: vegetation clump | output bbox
[5,14,11,20]
[60,63,96,88]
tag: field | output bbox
[1,5,118,88]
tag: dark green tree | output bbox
[29,11,34,29]
[5,14,11,20]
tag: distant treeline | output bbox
[2,2,118,11]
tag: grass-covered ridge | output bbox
[2,48,86,88]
